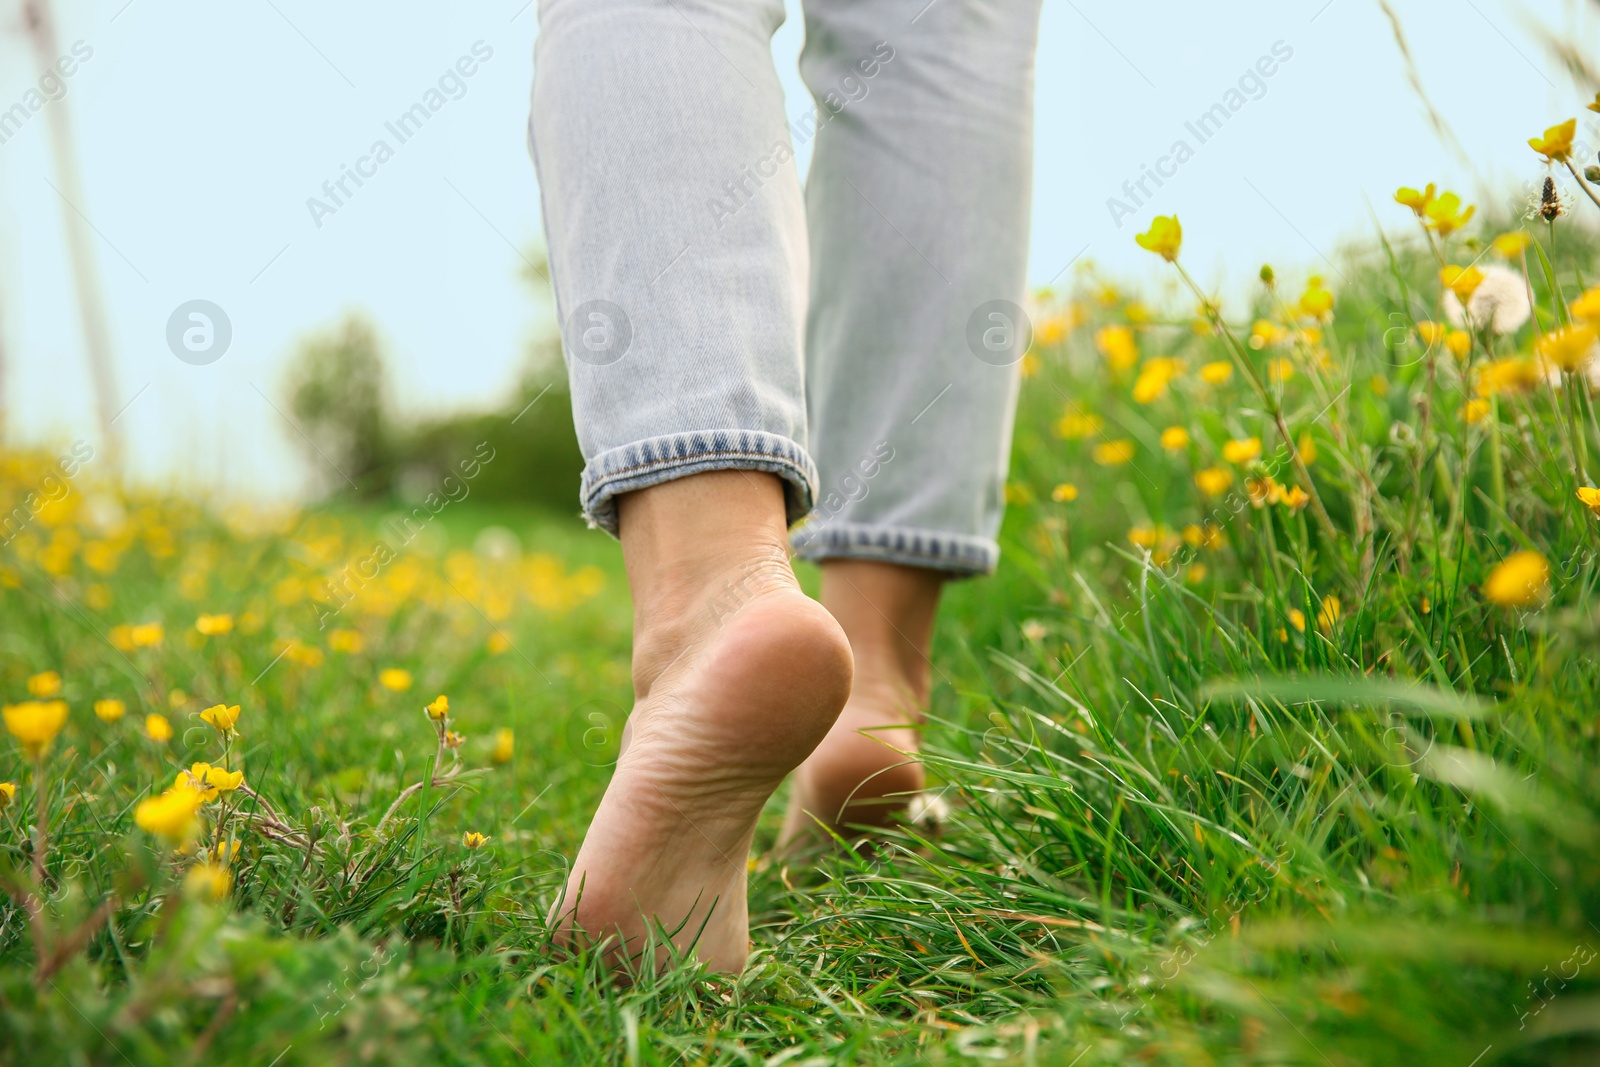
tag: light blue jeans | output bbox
[529,0,1041,574]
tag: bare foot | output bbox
[779,675,923,847]
[779,560,942,851]
[553,475,852,974]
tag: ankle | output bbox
[617,472,799,696]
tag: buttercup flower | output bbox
[1222,437,1262,464]
[1316,595,1341,632]
[1199,360,1234,385]
[463,831,488,850]
[1416,321,1448,348]
[327,628,364,654]
[1491,231,1531,258]
[379,668,413,692]
[129,622,164,648]
[1298,278,1335,319]
[1475,358,1541,397]
[1528,118,1577,162]
[4,700,69,759]
[1054,412,1103,439]
[134,788,203,843]
[145,713,173,743]
[1394,183,1436,217]
[1194,467,1234,495]
[195,614,234,636]
[176,762,221,802]
[205,766,244,794]
[1484,551,1550,607]
[492,728,514,765]
[200,703,241,735]
[1464,398,1492,424]
[1134,215,1182,262]
[1094,326,1139,372]
[1536,322,1599,373]
[1092,440,1136,466]
[94,698,126,723]
[1572,286,1600,322]
[1132,358,1183,404]
[1050,483,1079,502]
[26,671,62,698]
[0,782,15,810]
[1577,487,1600,516]
[1424,191,1475,236]
[1446,331,1472,360]
[184,862,232,902]
[1440,265,1485,304]
[1288,609,1307,633]
[426,695,450,721]
[1160,426,1191,451]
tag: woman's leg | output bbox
[786,0,1043,839]
[530,0,852,971]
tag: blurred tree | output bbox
[285,315,392,498]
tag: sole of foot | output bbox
[554,583,852,974]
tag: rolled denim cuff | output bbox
[791,520,998,577]
[580,429,819,536]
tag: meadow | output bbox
[5,114,1600,1064]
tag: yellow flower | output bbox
[1127,525,1168,550]
[26,671,62,698]
[1590,93,1600,114]
[1199,360,1234,385]
[1194,467,1234,495]
[134,788,203,842]
[1445,331,1472,361]
[145,713,173,743]
[1297,433,1318,464]
[327,628,365,654]
[1222,437,1262,465]
[1424,191,1475,236]
[4,700,69,760]
[1092,439,1136,466]
[1536,322,1599,372]
[1298,278,1334,319]
[426,694,450,721]
[200,703,241,734]
[129,622,164,648]
[1280,485,1310,511]
[1393,183,1436,217]
[443,729,465,751]
[0,781,14,810]
[379,668,413,692]
[1483,550,1550,607]
[1528,118,1577,162]
[1464,398,1491,424]
[1475,358,1541,397]
[1250,320,1289,348]
[183,862,232,902]
[176,762,220,802]
[1134,214,1183,262]
[1571,286,1600,322]
[1416,321,1448,348]
[1160,426,1191,451]
[492,728,514,765]
[1440,265,1485,303]
[205,766,244,794]
[1492,232,1531,259]
[463,831,488,850]
[1576,487,1600,516]
[1094,325,1139,372]
[1053,411,1104,439]
[1316,595,1341,632]
[1186,564,1208,585]
[1050,483,1079,502]
[194,613,234,636]
[1268,358,1295,384]
[93,698,126,723]
[487,632,512,656]
[1288,609,1307,633]
[1132,358,1182,403]
[1246,477,1282,508]
[1182,523,1223,550]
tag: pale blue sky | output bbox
[0,0,1594,498]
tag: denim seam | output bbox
[791,520,999,576]
[581,431,818,536]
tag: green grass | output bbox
[5,203,1600,1064]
